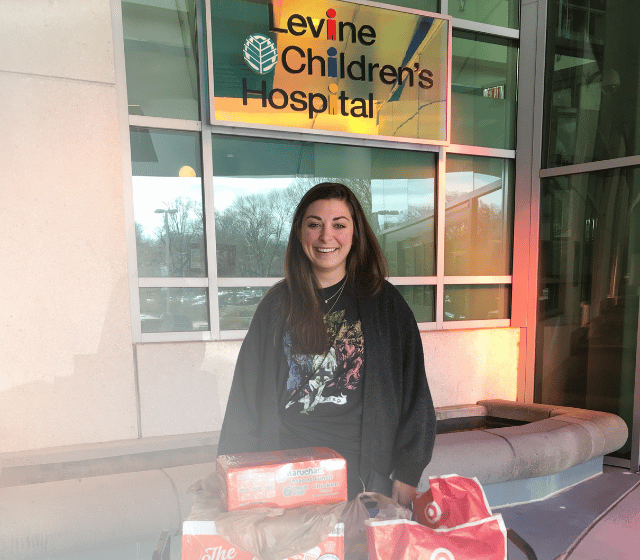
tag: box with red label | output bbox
[181,521,257,560]
[216,447,347,511]
[181,520,344,560]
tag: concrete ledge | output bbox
[435,403,487,421]
[486,457,605,508]
[0,433,219,488]
[418,399,628,505]
[0,462,216,560]
[0,400,629,559]
[420,430,517,485]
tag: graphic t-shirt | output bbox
[279,281,364,462]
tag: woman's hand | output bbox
[392,479,417,508]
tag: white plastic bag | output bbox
[341,492,412,560]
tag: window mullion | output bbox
[197,0,220,340]
[436,147,446,329]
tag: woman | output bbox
[218,182,436,506]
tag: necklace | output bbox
[324,278,346,303]
[324,278,346,316]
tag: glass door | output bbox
[536,167,640,466]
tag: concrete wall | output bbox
[134,328,519,438]
[0,1,520,455]
[0,1,139,452]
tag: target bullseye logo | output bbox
[430,548,455,560]
[424,500,442,524]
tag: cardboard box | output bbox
[181,521,257,560]
[181,520,344,560]
[216,447,347,511]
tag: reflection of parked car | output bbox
[220,289,264,306]
[444,294,466,321]
[192,294,207,307]
[240,290,262,304]
[140,313,193,332]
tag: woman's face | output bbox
[299,198,354,287]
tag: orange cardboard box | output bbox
[216,447,347,511]
[181,520,345,560]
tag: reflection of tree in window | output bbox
[136,196,204,277]
[214,177,375,277]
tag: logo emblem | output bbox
[430,548,455,560]
[243,34,278,74]
[425,501,442,524]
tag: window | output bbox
[543,0,640,167]
[445,154,514,276]
[448,0,519,29]
[130,128,208,333]
[451,31,518,149]
[121,0,518,339]
[537,167,640,459]
[122,0,200,120]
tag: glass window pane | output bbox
[444,284,511,321]
[448,0,519,29]
[537,167,640,460]
[451,31,518,149]
[396,285,435,322]
[444,154,514,275]
[384,1,439,13]
[122,0,199,120]
[213,135,435,278]
[219,287,270,330]
[543,1,640,167]
[140,288,210,332]
[131,128,205,278]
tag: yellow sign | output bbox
[208,0,451,144]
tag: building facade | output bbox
[1,0,638,470]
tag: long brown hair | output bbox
[275,182,388,354]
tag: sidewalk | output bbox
[497,465,640,560]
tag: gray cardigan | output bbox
[217,281,436,488]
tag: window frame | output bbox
[115,0,519,343]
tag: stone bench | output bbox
[418,399,629,506]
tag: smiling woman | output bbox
[299,198,354,287]
[218,182,437,507]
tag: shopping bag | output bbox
[213,501,345,560]
[413,474,493,528]
[342,492,412,560]
[366,516,508,560]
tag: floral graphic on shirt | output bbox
[284,310,364,414]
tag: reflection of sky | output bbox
[446,172,504,209]
[212,177,295,211]
[133,176,203,236]
[213,177,437,215]
[134,173,503,236]
[446,172,500,195]
[371,178,435,212]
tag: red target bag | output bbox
[365,516,507,560]
[413,474,493,528]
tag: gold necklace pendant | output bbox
[324,279,346,315]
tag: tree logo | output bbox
[243,34,278,74]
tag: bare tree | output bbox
[214,177,381,277]
[215,188,292,277]
[153,197,204,276]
